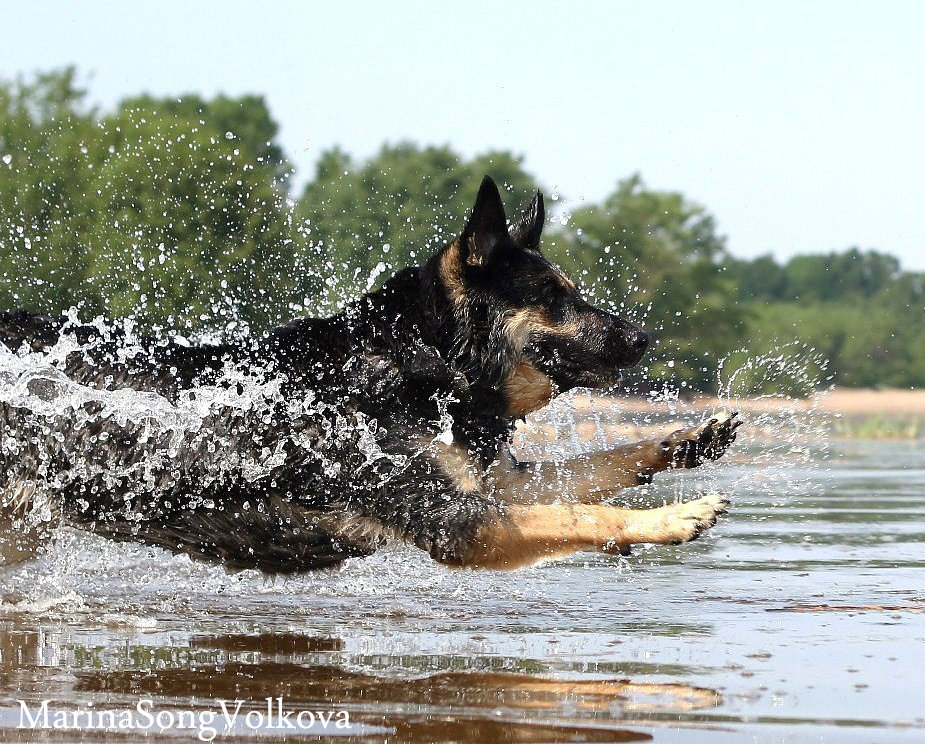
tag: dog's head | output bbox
[430,176,649,417]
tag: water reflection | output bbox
[2,628,722,742]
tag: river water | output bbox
[1,435,923,742]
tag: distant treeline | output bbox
[1,68,922,392]
[724,251,924,389]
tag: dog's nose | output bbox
[630,330,649,351]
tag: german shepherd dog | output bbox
[0,177,740,573]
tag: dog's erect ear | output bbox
[460,176,508,266]
[510,191,545,252]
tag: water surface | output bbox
[1,438,923,742]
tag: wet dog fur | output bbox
[0,177,740,573]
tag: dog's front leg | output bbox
[493,441,669,504]
[495,411,742,504]
[457,495,729,569]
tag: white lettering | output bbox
[17,700,49,729]
[156,710,175,731]
[316,710,334,728]
[52,709,69,729]
[218,699,244,732]
[136,699,155,730]
[176,710,196,730]
[297,710,316,729]
[198,711,218,743]
[274,698,294,729]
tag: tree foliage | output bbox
[0,70,298,331]
[726,248,902,303]
[726,256,925,389]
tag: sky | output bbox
[4,1,924,269]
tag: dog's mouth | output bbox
[531,357,626,393]
[576,368,625,391]
[523,332,645,394]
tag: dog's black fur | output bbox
[0,177,735,574]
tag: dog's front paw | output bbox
[608,492,731,554]
[663,492,730,544]
[662,410,742,470]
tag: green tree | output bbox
[79,104,296,331]
[723,253,788,301]
[756,248,903,303]
[118,93,288,180]
[0,73,297,332]
[0,67,99,312]
[5,68,923,392]
[743,294,925,389]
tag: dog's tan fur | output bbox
[459,494,728,569]
[503,362,555,418]
[435,441,483,494]
[438,241,466,309]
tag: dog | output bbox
[0,176,740,573]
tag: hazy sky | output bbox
[4,1,924,269]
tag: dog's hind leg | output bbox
[455,494,730,570]
[496,411,742,504]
